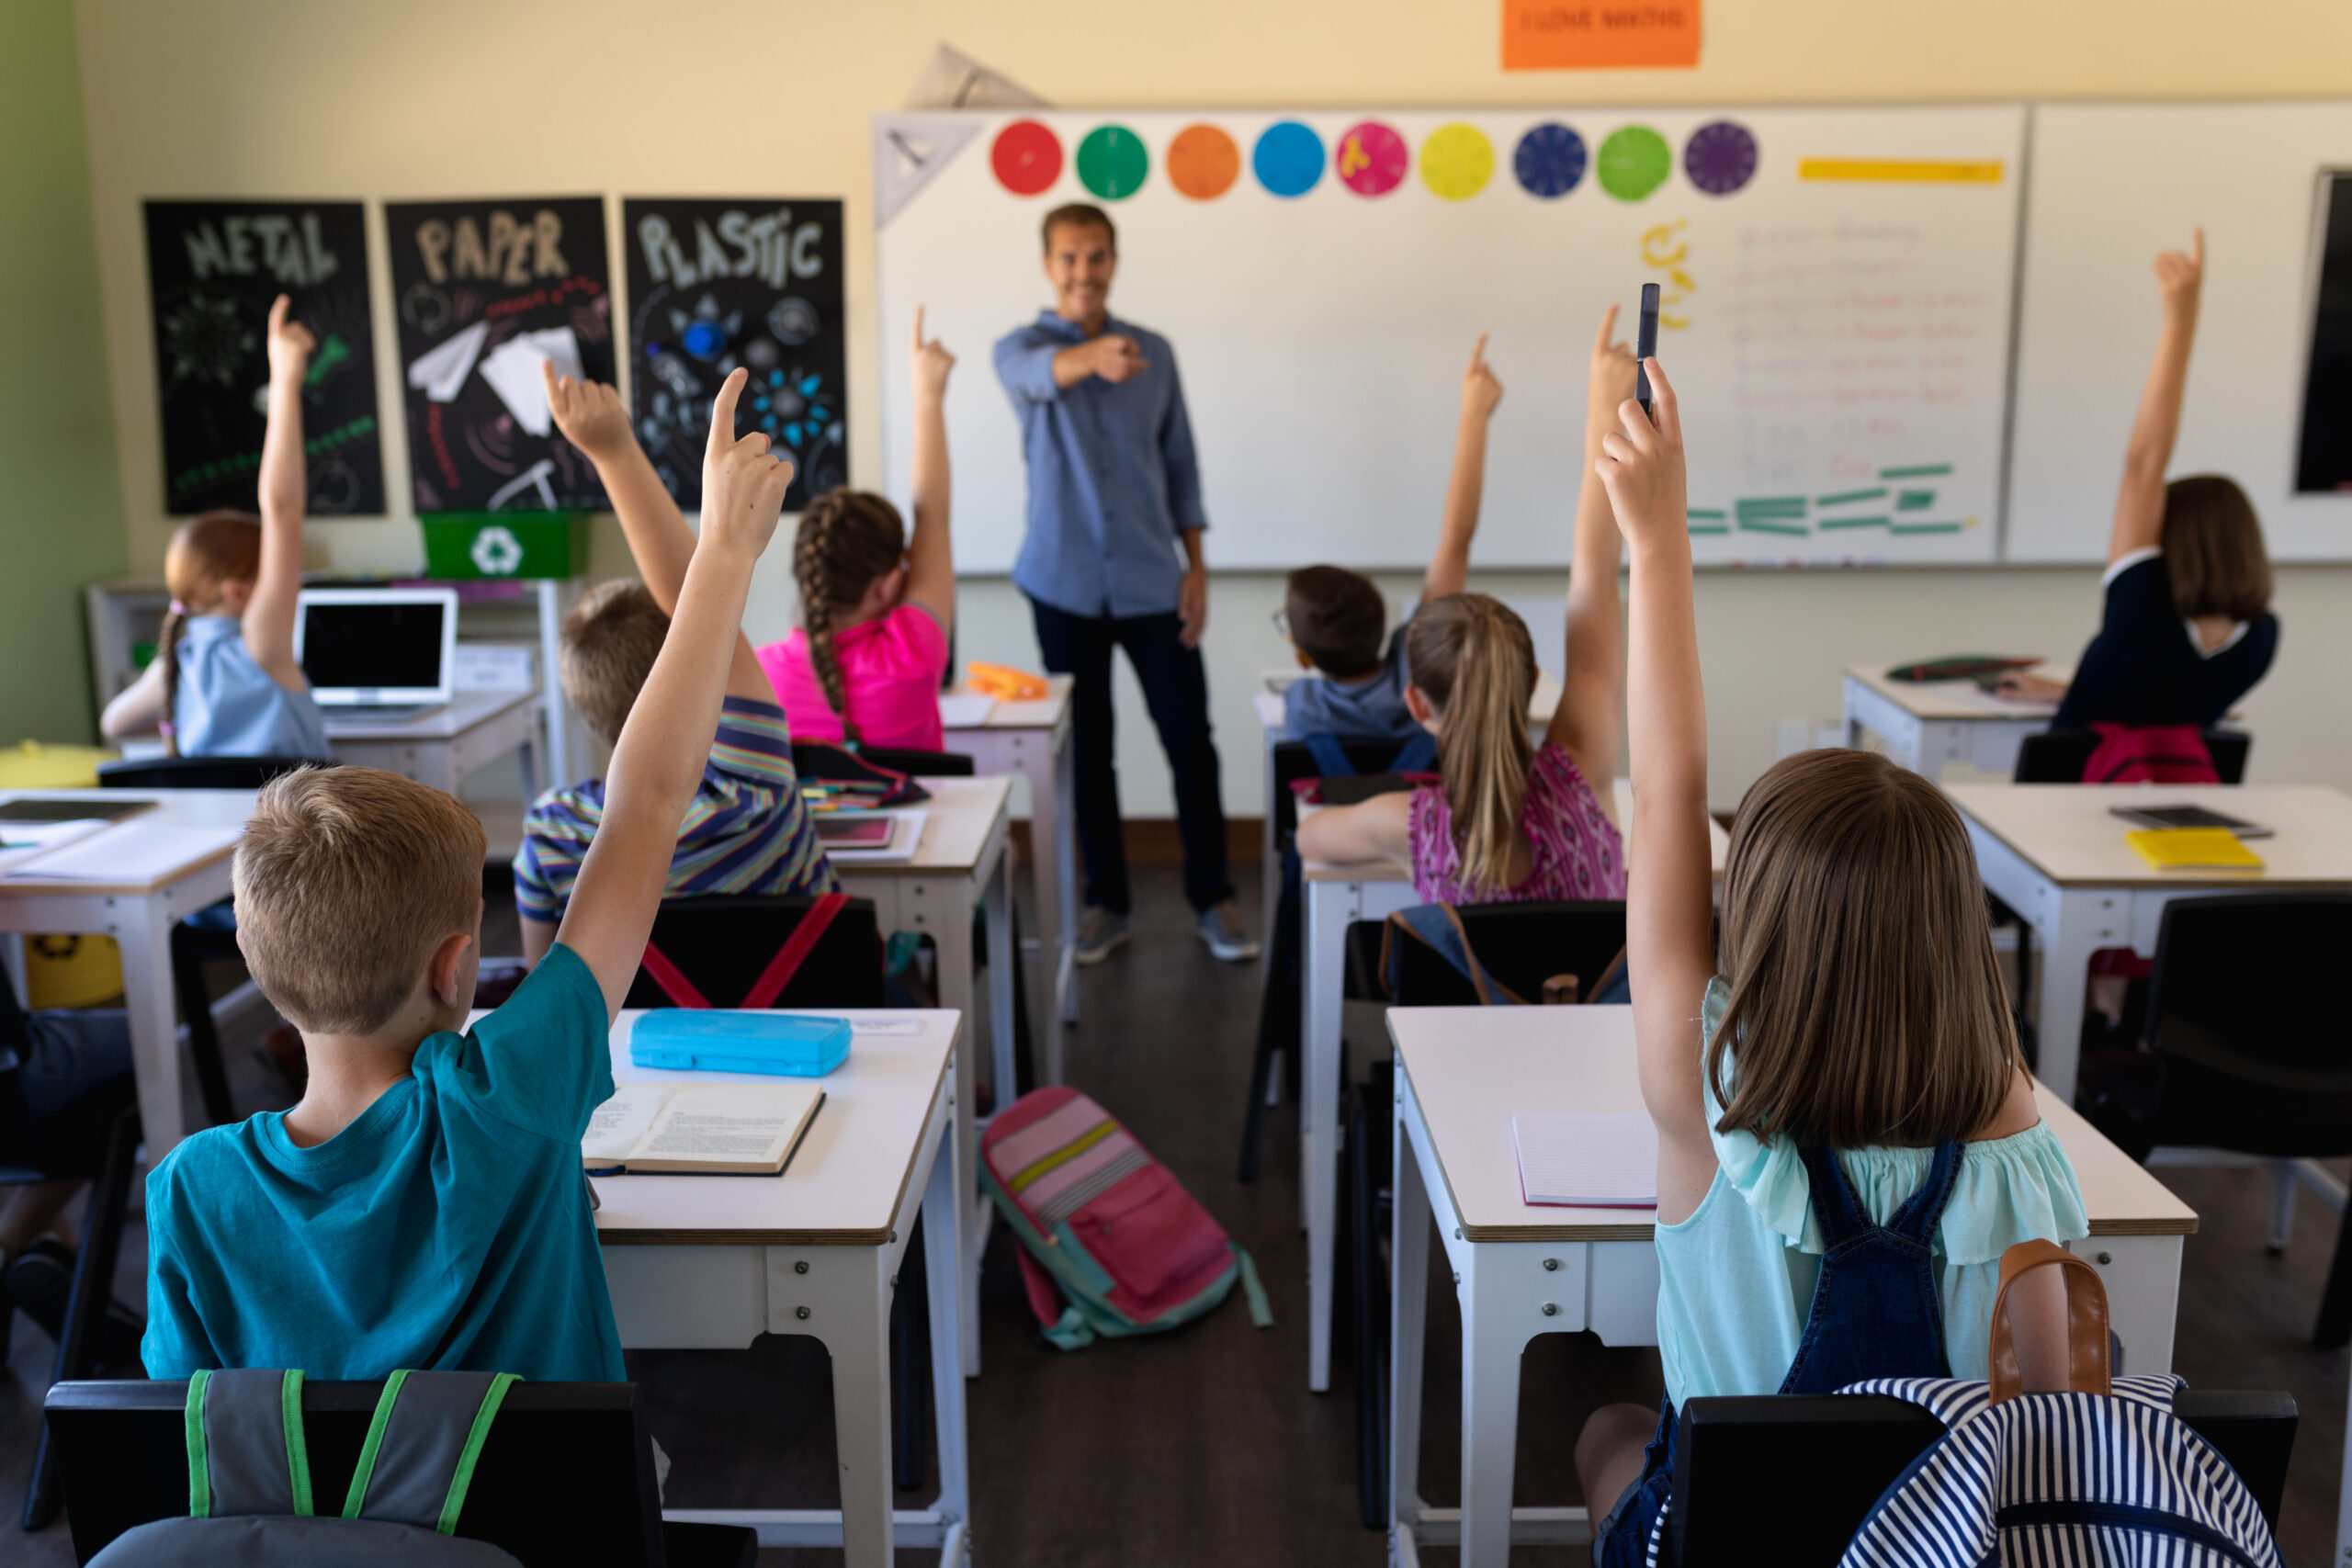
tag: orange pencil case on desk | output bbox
[967,661,1048,701]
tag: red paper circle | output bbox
[992,119,1064,197]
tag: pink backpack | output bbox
[979,1087,1272,1349]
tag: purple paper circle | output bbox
[1683,120,1758,197]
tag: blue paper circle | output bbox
[1513,123,1587,198]
[1252,120,1325,199]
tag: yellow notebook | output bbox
[2125,827,2266,872]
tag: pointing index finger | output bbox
[913,305,926,351]
[1470,332,1489,369]
[2190,225,2205,269]
[1595,302,1620,354]
[707,367,750,458]
[1643,356,1681,442]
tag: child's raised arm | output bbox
[1594,356,1716,1223]
[557,369,795,1018]
[901,306,958,634]
[2109,228,2203,566]
[1546,305,1635,787]
[1422,333,1501,603]
[243,295,313,688]
[544,364,775,706]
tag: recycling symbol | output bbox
[469,525,525,577]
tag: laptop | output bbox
[296,587,459,722]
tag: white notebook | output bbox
[933,693,995,728]
[1511,1112,1659,1208]
[4,821,242,882]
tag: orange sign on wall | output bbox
[1503,0,1702,70]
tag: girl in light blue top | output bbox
[1579,355,2085,1568]
[103,295,328,760]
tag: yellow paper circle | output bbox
[1419,122,1496,201]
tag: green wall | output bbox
[0,0,124,744]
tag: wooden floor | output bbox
[0,861,2345,1564]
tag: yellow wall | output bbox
[68,0,2352,807]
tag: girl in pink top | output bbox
[1297,309,1634,906]
[758,310,957,750]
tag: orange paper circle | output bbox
[1167,124,1241,201]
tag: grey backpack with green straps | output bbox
[91,1368,525,1566]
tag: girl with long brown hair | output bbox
[102,296,327,759]
[1295,310,1632,906]
[754,309,957,750]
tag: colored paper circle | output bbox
[1077,124,1149,201]
[1335,120,1409,197]
[1419,122,1496,201]
[1684,120,1759,196]
[1167,124,1241,201]
[1513,122,1587,198]
[992,119,1063,197]
[1597,125,1672,202]
[1253,120,1325,198]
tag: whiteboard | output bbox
[2009,103,2352,563]
[875,107,2025,572]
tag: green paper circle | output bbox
[1077,125,1149,201]
[1596,126,1672,202]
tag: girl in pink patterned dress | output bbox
[1296,309,1633,906]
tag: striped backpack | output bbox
[1836,1244,2280,1568]
[980,1087,1272,1350]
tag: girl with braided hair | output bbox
[103,297,327,759]
[756,310,958,750]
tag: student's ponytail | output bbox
[792,488,910,748]
[159,511,265,760]
[154,601,187,759]
[1406,594,1537,895]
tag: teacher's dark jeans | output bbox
[1030,600,1233,917]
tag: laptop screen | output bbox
[300,598,448,697]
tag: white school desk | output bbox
[323,687,542,798]
[830,775,1014,1377]
[1291,780,1729,1393]
[592,1010,970,1564]
[0,788,254,1154]
[1385,1005,2196,1567]
[1842,663,2061,778]
[941,676,1075,1073]
[1948,784,2352,1103]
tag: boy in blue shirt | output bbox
[143,370,799,1382]
[1280,334,1502,741]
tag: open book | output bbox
[581,1082,824,1175]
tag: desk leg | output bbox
[803,1249,894,1568]
[1841,678,1864,751]
[1052,731,1080,1029]
[923,1107,971,1539]
[2031,890,2108,1105]
[1456,1254,1529,1568]
[1303,878,1354,1393]
[986,852,1016,1118]
[2071,1235,2179,1375]
[1261,734,1279,999]
[1391,1089,1432,1534]
[1020,746,1069,1082]
[116,896,187,1152]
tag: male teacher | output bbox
[994,203,1258,966]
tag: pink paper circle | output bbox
[1335,120,1408,197]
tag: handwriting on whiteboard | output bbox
[1642,220,1694,330]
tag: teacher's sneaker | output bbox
[1197,901,1261,964]
[1074,908,1131,966]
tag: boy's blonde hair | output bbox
[1405,593,1537,895]
[1710,749,2021,1149]
[560,580,671,746]
[234,767,485,1034]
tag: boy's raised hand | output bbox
[1461,333,1503,422]
[1587,304,1638,434]
[912,305,956,400]
[2155,226,2204,319]
[264,294,315,381]
[1594,356,1687,549]
[700,367,795,558]
[541,364,634,463]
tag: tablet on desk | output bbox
[815,815,896,847]
[2109,805,2273,840]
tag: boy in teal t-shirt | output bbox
[143,369,802,1383]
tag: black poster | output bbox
[143,200,384,516]
[2298,174,2352,493]
[385,197,613,513]
[622,197,845,510]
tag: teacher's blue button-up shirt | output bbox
[993,310,1207,619]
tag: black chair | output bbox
[791,740,974,781]
[624,894,884,1010]
[2012,728,2250,784]
[1382,900,1630,1007]
[1341,1055,1396,1529]
[1663,1389,2296,1566]
[98,755,339,1126]
[2072,894,2352,1347]
[43,1378,755,1566]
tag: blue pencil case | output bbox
[628,1012,852,1077]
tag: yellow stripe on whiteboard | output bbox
[1797,159,2006,184]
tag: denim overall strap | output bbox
[1776,1140,1966,1395]
[1303,735,1355,778]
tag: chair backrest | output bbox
[97,755,338,791]
[2013,728,2248,784]
[857,746,974,778]
[1666,1389,2296,1566]
[45,1378,666,1568]
[624,893,884,1010]
[1270,738,1430,841]
[2145,893,2352,1087]
[1386,900,1628,1006]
